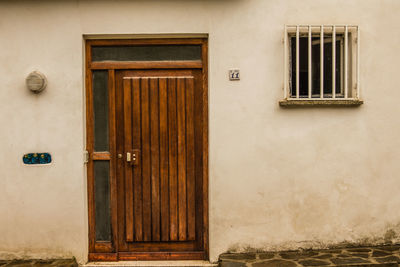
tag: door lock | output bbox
[127,149,140,166]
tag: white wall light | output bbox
[26,71,47,93]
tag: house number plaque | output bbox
[229,69,240,80]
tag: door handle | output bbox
[127,149,140,166]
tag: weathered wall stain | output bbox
[0,249,75,261]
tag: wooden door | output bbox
[115,69,206,260]
[86,38,208,261]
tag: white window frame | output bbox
[281,25,362,106]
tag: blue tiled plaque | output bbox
[23,153,52,164]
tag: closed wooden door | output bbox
[115,69,206,260]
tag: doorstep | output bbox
[81,261,217,267]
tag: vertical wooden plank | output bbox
[177,77,187,241]
[132,78,143,242]
[168,78,178,241]
[185,77,195,241]
[202,39,210,259]
[150,78,161,241]
[141,78,152,242]
[193,72,204,249]
[108,70,118,250]
[115,71,128,251]
[159,78,169,241]
[85,41,96,252]
[123,78,134,242]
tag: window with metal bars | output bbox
[282,25,362,105]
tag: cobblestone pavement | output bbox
[219,245,400,267]
[0,259,77,267]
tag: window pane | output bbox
[93,70,109,151]
[321,34,343,97]
[335,40,342,95]
[92,45,202,61]
[290,37,296,96]
[94,161,111,241]
[291,36,342,98]
[299,38,309,96]
[312,36,321,97]
[290,37,310,97]
[324,34,333,97]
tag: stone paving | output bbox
[0,259,77,267]
[219,245,400,267]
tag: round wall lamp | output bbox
[26,71,47,93]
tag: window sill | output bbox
[279,99,364,107]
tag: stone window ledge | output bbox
[279,99,364,107]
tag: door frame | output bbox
[85,37,209,261]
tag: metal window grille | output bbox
[284,25,360,100]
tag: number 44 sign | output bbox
[229,69,240,81]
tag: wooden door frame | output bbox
[85,37,209,261]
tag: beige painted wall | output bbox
[1,0,400,264]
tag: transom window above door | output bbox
[92,45,202,62]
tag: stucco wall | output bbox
[1,0,400,264]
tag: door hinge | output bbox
[84,150,89,163]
